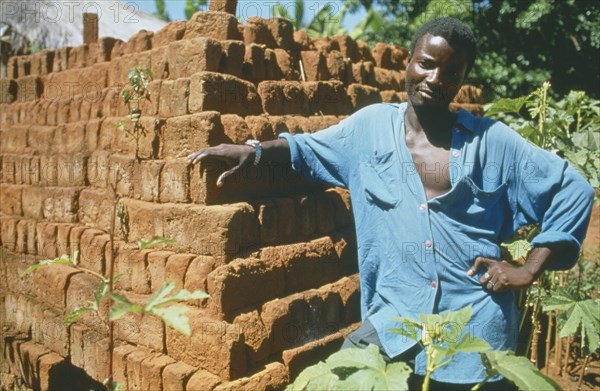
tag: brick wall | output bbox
[0,11,485,391]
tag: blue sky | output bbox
[130,0,366,30]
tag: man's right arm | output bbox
[187,139,291,187]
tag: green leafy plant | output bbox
[115,66,155,159]
[288,307,559,390]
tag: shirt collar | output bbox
[454,109,476,133]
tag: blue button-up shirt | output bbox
[279,103,594,383]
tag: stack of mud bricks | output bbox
[0,11,484,390]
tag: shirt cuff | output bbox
[278,132,304,174]
[530,231,581,270]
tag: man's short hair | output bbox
[410,17,477,75]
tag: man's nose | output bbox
[426,68,442,85]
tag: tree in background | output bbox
[185,0,208,20]
[356,0,600,101]
[153,0,170,21]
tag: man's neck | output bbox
[405,102,455,143]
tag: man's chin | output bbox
[409,97,450,112]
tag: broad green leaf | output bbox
[93,279,108,308]
[109,380,122,391]
[286,361,340,390]
[440,306,472,330]
[454,334,491,353]
[65,306,94,327]
[325,344,385,371]
[557,299,600,355]
[21,254,76,276]
[138,236,175,250]
[145,282,176,311]
[485,95,531,118]
[158,289,209,305]
[390,316,421,341]
[110,302,144,321]
[150,305,191,336]
[482,351,561,390]
[501,239,531,262]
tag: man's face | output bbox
[406,34,468,110]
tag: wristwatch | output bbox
[244,139,262,166]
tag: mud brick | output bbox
[357,40,375,62]
[57,153,87,187]
[7,56,18,79]
[256,201,277,244]
[51,47,69,72]
[153,21,186,48]
[99,87,122,118]
[184,255,219,295]
[232,310,270,364]
[160,111,223,159]
[313,37,340,54]
[215,362,288,391]
[21,186,43,219]
[116,246,151,294]
[68,225,87,253]
[160,159,190,203]
[189,72,261,116]
[219,114,251,144]
[0,184,23,216]
[17,155,39,185]
[0,216,18,251]
[243,17,277,48]
[167,37,221,79]
[33,262,79,311]
[219,40,245,78]
[140,80,161,116]
[326,51,350,83]
[244,115,275,141]
[108,154,141,198]
[243,44,266,83]
[16,55,31,77]
[0,155,13,183]
[207,257,284,319]
[55,223,73,257]
[32,50,55,75]
[79,229,108,275]
[296,195,317,236]
[56,97,72,125]
[300,51,330,82]
[107,51,151,86]
[315,192,336,233]
[163,253,194,290]
[38,154,57,186]
[147,250,176,292]
[327,187,353,227]
[17,341,50,389]
[15,219,30,254]
[166,307,246,380]
[1,126,27,153]
[372,42,392,69]
[124,29,153,54]
[96,37,117,62]
[158,78,190,117]
[347,83,382,110]
[126,348,154,391]
[110,39,126,59]
[162,361,196,391]
[276,198,297,240]
[269,17,295,49]
[31,304,70,356]
[88,337,110,382]
[113,301,163,350]
[26,126,53,154]
[258,81,309,115]
[26,220,38,255]
[65,273,108,329]
[332,35,359,62]
[264,48,283,81]
[303,81,352,115]
[69,324,86,370]
[137,160,163,202]
[138,354,176,391]
[282,331,344,379]
[42,187,79,223]
[261,236,340,294]
[86,151,110,188]
[68,44,92,69]
[52,122,84,153]
[113,344,137,389]
[185,11,242,40]
[276,48,301,80]
[374,67,401,90]
[149,46,169,79]
[68,94,82,122]
[187,369,222,391]
[381,90,403,103]
[0,79,17,104]
[38,352,64,391]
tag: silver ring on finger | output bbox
[487,281,494,289]
[484,272,491,280]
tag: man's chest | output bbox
[406,137,452,200]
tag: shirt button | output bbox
[452,150,460,157]
[431,280,437,288]
[454,128,460,133]
[419,203,427,211]
[425,240,432,248]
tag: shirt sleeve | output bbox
[278,104,390,188]
[499,124,595,270]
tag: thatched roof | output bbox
[1,0,167,53]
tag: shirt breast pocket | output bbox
[358,151,401,209]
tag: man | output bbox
[188,18,594,389]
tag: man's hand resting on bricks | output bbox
[187,139,291,188]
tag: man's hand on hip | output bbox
[467,257,536,293]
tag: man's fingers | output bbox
[216,165,241,187]
[467,257,493,276]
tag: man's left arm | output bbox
[468,125,595,292]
